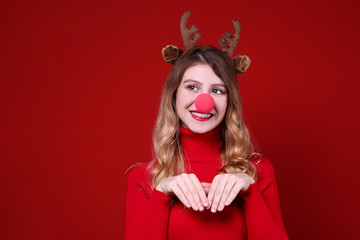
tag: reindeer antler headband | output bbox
[162,11,251,74]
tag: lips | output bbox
[190,111,213,121]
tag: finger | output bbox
[183,174,203,211]
[203,186,210,195]
[190,175,208,209]
[211,174,228,213]
[207,176,219,209]
[225,181,243,206]
[201,182,211,195]
[201,182,211,188]
[218,175,236,211]
[172,184,191,208]
[177,175,199,211]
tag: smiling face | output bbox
[175,64,228,134]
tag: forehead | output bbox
[181,64,224,84]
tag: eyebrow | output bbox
[182,79,226,88]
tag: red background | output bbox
[1,0,359,239]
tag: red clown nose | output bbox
[195,94,215,113]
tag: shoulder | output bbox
[127,162,149,176]
[127,162,151,183]
[250,156,277,185]
[252,157,275,173]
[126,162,153,193]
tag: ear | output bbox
[233,55,251,73]
[162,45,184,64]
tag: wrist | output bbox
[155,184,165,194]
[233,173,255,191]
[155,184,172,196]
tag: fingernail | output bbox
[199,206,204,211]
[194,206,198,211]
[204,202,208,207]
[225,201,230,206]
[218,204,224,211]
[186,203,191,208]
[211,208,216,213]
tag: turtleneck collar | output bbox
[180,126,222,161]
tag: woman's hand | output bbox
[201,182,211,194]
[156,173,209,211]
[207,173,255,213]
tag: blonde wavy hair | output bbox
[148,46,258,189]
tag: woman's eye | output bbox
[211,88,225,94]
[186,85,198,91]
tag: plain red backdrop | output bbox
[1,0,359,239]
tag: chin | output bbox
[188,125,217,134]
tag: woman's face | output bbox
[175,64,228,134]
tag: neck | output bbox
[180,126,222,161]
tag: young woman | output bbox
[125,12,288,240]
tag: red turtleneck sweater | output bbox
[124,127,288,240]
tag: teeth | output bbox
[191,112,212,118]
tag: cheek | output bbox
[175,90,187,113]
[176,89,194,109]
[215,96,228,115]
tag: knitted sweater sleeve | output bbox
[124,164,172,240]
[240,158,289,240]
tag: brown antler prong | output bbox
[218,19,241,58]
[180,11,201,50]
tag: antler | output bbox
[180,11,201,50]
[218,19,241,58]
[163,12,250,73]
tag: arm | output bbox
[124,164,172,240]
[206,158,288,239]
[240,158,288,240]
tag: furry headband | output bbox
[161,11,251,74]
